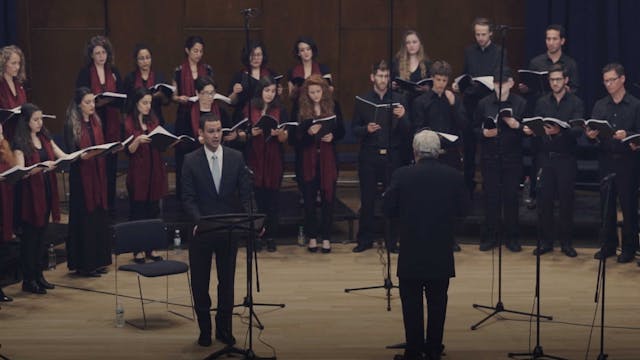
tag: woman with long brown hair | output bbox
[296,75,344,253]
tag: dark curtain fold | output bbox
[0,0,17,46]
[526,0,640,114]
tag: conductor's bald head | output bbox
[413,130,441,161]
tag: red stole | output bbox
[134,69,156,88]
[124,115,168,201]
[179,60,208,109]
[291,61,321,79]
[246,105,283,189]
[190,102,221,138]
[0,139,15,243]
[302,137,337,201]
[21,134,61,227]
[79,115,108,212]
[89,64,121,142]
[0,78,27,141]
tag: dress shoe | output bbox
[77,270,101,278]
[594,249,616,260]
[22,280,46,294]
[307,239,318,253]
[197,332,212,347]
[533,246,553,256]
[506,241,522,252]
[561,246,578,258]
[479,241,497,252]
[0,289,13,302]
[617,252,635,263]
[266,239,277,252]
[96,267,108,274]
[452,242,461,252]
[215,331,236,346]
[321,240,331,253]
[352,243,373,253]
[148,254,163,262]
[133,257,146,264]
[37,275,55,290]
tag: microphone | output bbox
[600,173,616,185]
[240,8,260,17]
[535,167,543,183]
[244,165,255,177]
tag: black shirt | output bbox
[412,90,466,149]
[534,92,585,155]
[475,92,527,157]
[529,52,580,94]
[463,42,507,78]
[591,92,640,155]
[352,89,410,151]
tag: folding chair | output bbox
[113,219,194,329]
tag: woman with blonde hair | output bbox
[0,45,28,141]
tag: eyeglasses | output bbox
[603,77,619,85]
[200,91,215,97]
[137,56,151,61]
[549,77,564,83]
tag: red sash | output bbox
[78,115,108,212]
[90,64,121,142]
[134,69,156,88]
[302,139,337,201]
[290,62,321,79]
[21,134,61,226]
[0,78,27,141]
[245,105,283,189]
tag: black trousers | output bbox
[20,223,48,282]
[357,150,401,248]
[538,154,576,248]
[600,155,639,254]
[254,187,279,239]
[399,277,450,358]
[481,156,523,240]
[105,153,118,217]
[189,231,238,336]
[302,175,335,241]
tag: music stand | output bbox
[198,213,275,360]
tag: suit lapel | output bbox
[197,147,218,197]
[219,146,230,195]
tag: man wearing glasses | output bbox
[587,63,640,264]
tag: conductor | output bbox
[384,130,469,360]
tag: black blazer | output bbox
[383,158,469,279]
[181,146,252,223]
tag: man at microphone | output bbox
[384,130,468,360]
[182,113,253,346]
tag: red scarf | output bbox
[134,69,156,89]
[0,78,27,142]
[290,61,321,79]
[89,64,121,142]
[302,137,337,201]
[179,60,208,109]
[0,139,14,243]
[124,115,168,201]
[78,115,108,212]
[190,102,221,138]
[245,105,283,189]
[21,134,61,227]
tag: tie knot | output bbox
[212,154,218,160]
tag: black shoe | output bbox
[0,289,13,302]
[77,270,101,278]
[387,247,399,254]
[95,267,108,274]
[352,243,373,253]
[215,331,236,346]
[197,332,212,347]
[617,252,635,263]
[479,241,497,252]
[533,246,553,256]
[526,199,537,210]
[37,275,55,290]
[133,257,145,264]
[307,245,318,253]
[254,239,263,252]
[148,255,163,262]
[453,242,461,252]
[266,239,277,252]
[561,246,578,258]
[594,249,616,260]
[506,241,522,253]
[22,280,46,294]
[321,240,331,253]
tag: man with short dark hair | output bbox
[182,113,253,346]
[587,62,640,264]
[351,60,410,253]
[384,130,468,360]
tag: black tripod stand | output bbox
[344,0,398,312]
[471,25,545,330]
[508,169,564,359]
[592,173,615,360]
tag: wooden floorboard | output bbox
[1,243,639,359]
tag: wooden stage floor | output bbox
[1,242,639,359]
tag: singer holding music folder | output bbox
[181,112,252,347]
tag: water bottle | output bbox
[173,229,182,254]
[115,302,125,328]
[47,243,56,270]
[297,226,305,246]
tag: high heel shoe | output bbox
[37,274,55,290]
[321,240,331,253]
[22,280,47,294]
[0,288,13,302]
[307,239,318,253]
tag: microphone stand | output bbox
[470,25,545,330]
[343,0,398,312]
[508,168,564,359]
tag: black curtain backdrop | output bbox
[0,0,17,46]
[526,0,640,115]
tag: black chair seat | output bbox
[119,260,189,278]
